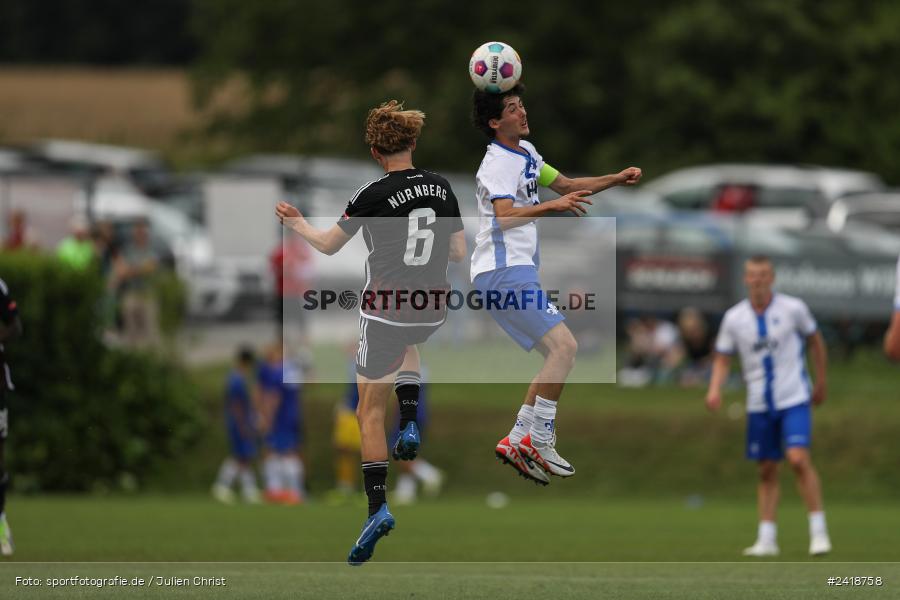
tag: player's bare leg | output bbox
[786,447,831,555]
[348,371,397,566]
[518,323,577,477]
[744,460,780,556]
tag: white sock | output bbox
[410,459,441,485]
[508,404,534,446]
[395,473,417,500]
[529,396,557,445]
[264,455,281,493]
[215,458,239,488]
[239,468,259,495]
[809,511,827,537]
[281,456,305,495]
[758,521,777,544]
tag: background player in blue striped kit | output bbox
[706,255,831,557]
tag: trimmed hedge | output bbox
[1,251,202,491]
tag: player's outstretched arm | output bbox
[807,331,828,405]
[705,352,731,411]
[276,201,352,255]
[885,311,900,362]
[548,167,642,196]
[493,191,593,230]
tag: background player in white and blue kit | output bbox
[470,83,641,484]
[884,255,900,361]
[706,256,831,557]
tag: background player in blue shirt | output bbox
[259,343,306,505]
[211,346,262,505]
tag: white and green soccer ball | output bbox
[468,41,522,93]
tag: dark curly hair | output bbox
[471,83,526,139]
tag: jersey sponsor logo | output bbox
[752,338,779,353]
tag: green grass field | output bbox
[3,351,898,598]
[1,495,899,598]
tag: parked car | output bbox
[28,139,175,197]
[644,164,885,226]
[827,192,900,234]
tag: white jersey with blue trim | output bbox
[470,140,545,281]
[894,254,900,310]
[714,293,817,414]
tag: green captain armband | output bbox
[538,163,559,187]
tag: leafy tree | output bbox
[190,0,900,182]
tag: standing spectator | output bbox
[270,232,314,355]
[92,220,125,339]
[119,220,159,348]
[3,210,39,251]
[57,216,95,271]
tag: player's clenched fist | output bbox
[618,167,642,185]
[705,391,722,412]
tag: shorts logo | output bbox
[749,441,760,455]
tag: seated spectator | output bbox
[619,315,681,387]
[675,307,713,387]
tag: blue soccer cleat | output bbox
[391,421,420,461]
[347,503,395,566]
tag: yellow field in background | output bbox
[0,67,198,150]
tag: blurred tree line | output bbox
[4,0,900,181]
[188,0,900,181]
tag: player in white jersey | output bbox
[470,83,641,484]
[706,256,831,557]
[884,255,900,361]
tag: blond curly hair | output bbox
[365,100,425,154]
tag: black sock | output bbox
[362,461,388,516]
[395,371,421,430]
[0,471,7,516]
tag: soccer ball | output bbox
[468,41,522,93]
